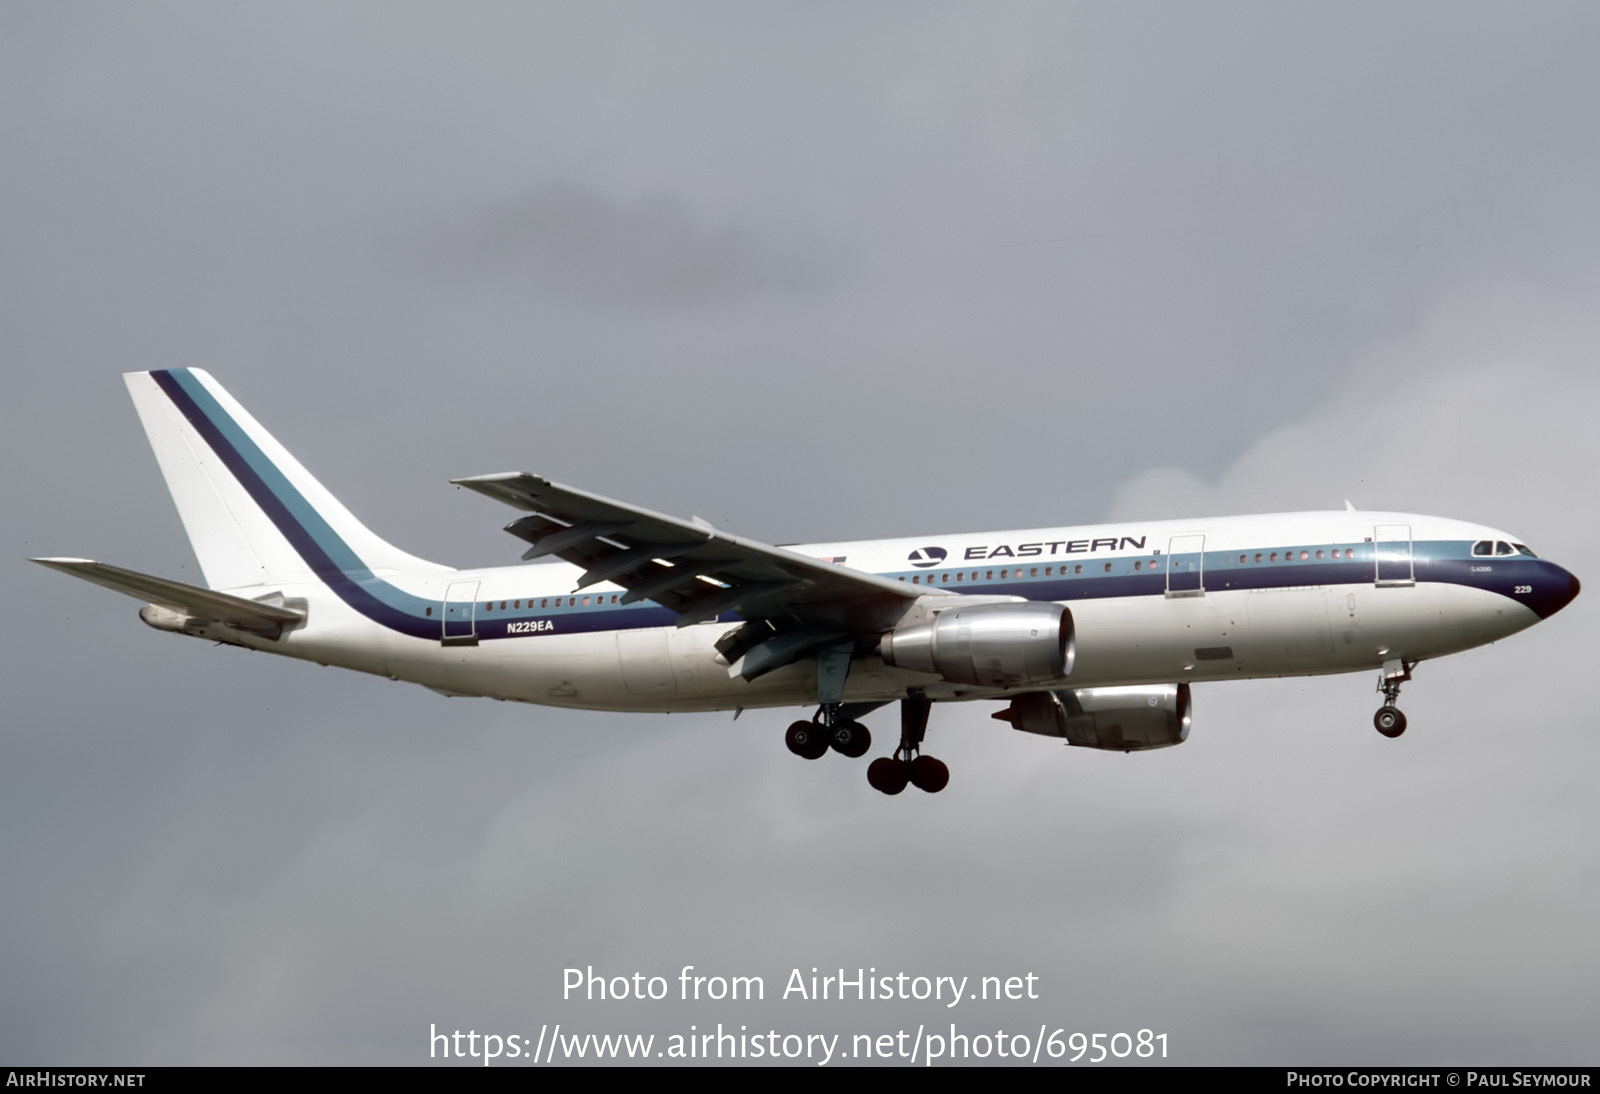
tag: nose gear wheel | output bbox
[1372,659,1415,739]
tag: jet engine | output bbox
[879,602,1074,688]
[993,683,1192,751]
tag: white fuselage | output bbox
[200,509,1559,714]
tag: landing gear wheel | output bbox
[908,755,950,793]
[1374,706,1407,738]
[785,720,830,760]
[830,720,871,759]
[867,757,909,795]
[1374,660,1415,739]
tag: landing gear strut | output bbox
[1374,659,1414,738]
[866,693,949,795]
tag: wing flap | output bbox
[452,473,921,635]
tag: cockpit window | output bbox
[1514,544,1537,557]
[1472,541,1493,557]
[1494,541,1515,556]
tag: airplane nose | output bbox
[1531,564,1580,619]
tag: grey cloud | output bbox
[457,181,835,309]
[6,2,1600,1068]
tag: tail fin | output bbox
[126,369,447,591]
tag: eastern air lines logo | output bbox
[908,546,947,569]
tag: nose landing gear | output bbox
[1374,705,1407,738]
[1373,659,1415,738]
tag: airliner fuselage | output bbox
[35,369,1580,796]
[287,511,1570,715]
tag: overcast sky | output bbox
[5,2,1599,1066]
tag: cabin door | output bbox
[1373,525,1414,587]
[442,580,480,645]
[1166,534,1206,597]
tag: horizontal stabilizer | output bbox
[31,558,304,637]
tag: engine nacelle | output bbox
[994,683,1192,751]
[879,602,1074,688]
[139,603,206,635]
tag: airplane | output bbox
[34,369,1581,796]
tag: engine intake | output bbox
[994,683,1192,751]
[879,602,1074,688]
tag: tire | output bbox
[786,720,829,759]
[867,757,909,795]
[908,755,950,793]
[831,720,872,758]
[1373,706,1408,738]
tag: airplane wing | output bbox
[30,558,304,637]
[452,472,929,678]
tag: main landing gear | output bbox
[783,694,949,795]
[866,694,949,796]
[1374,658,1415,739]
[785,637,874,760]
[785,708,871,760]
[782,641,946,794]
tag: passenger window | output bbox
[941,573,949,583]
[1074,564,1083,574]
[1316,550,1324,560]
[1269,552,1278,562]
[955,572,963,582]
[425,606,433,617]
[541,598,549,607]
[1000,569,1008,579]
[1103,562,1112,573]
[568,598,576,607]
[1044,567,1052,577]
[1030,567,1038,577]
[912,575,920,584]
[1239,554,1247,564]
[986,571,993,580]
[1254,553,1263,563]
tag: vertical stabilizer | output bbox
[125,369,446,591]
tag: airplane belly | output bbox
[1344,582,1538,661]
[1067,588,1361,684]
[1238,586,1333,668]
[615,628,678,698]
[1067,594,1242,685]
[661,624,901,711]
